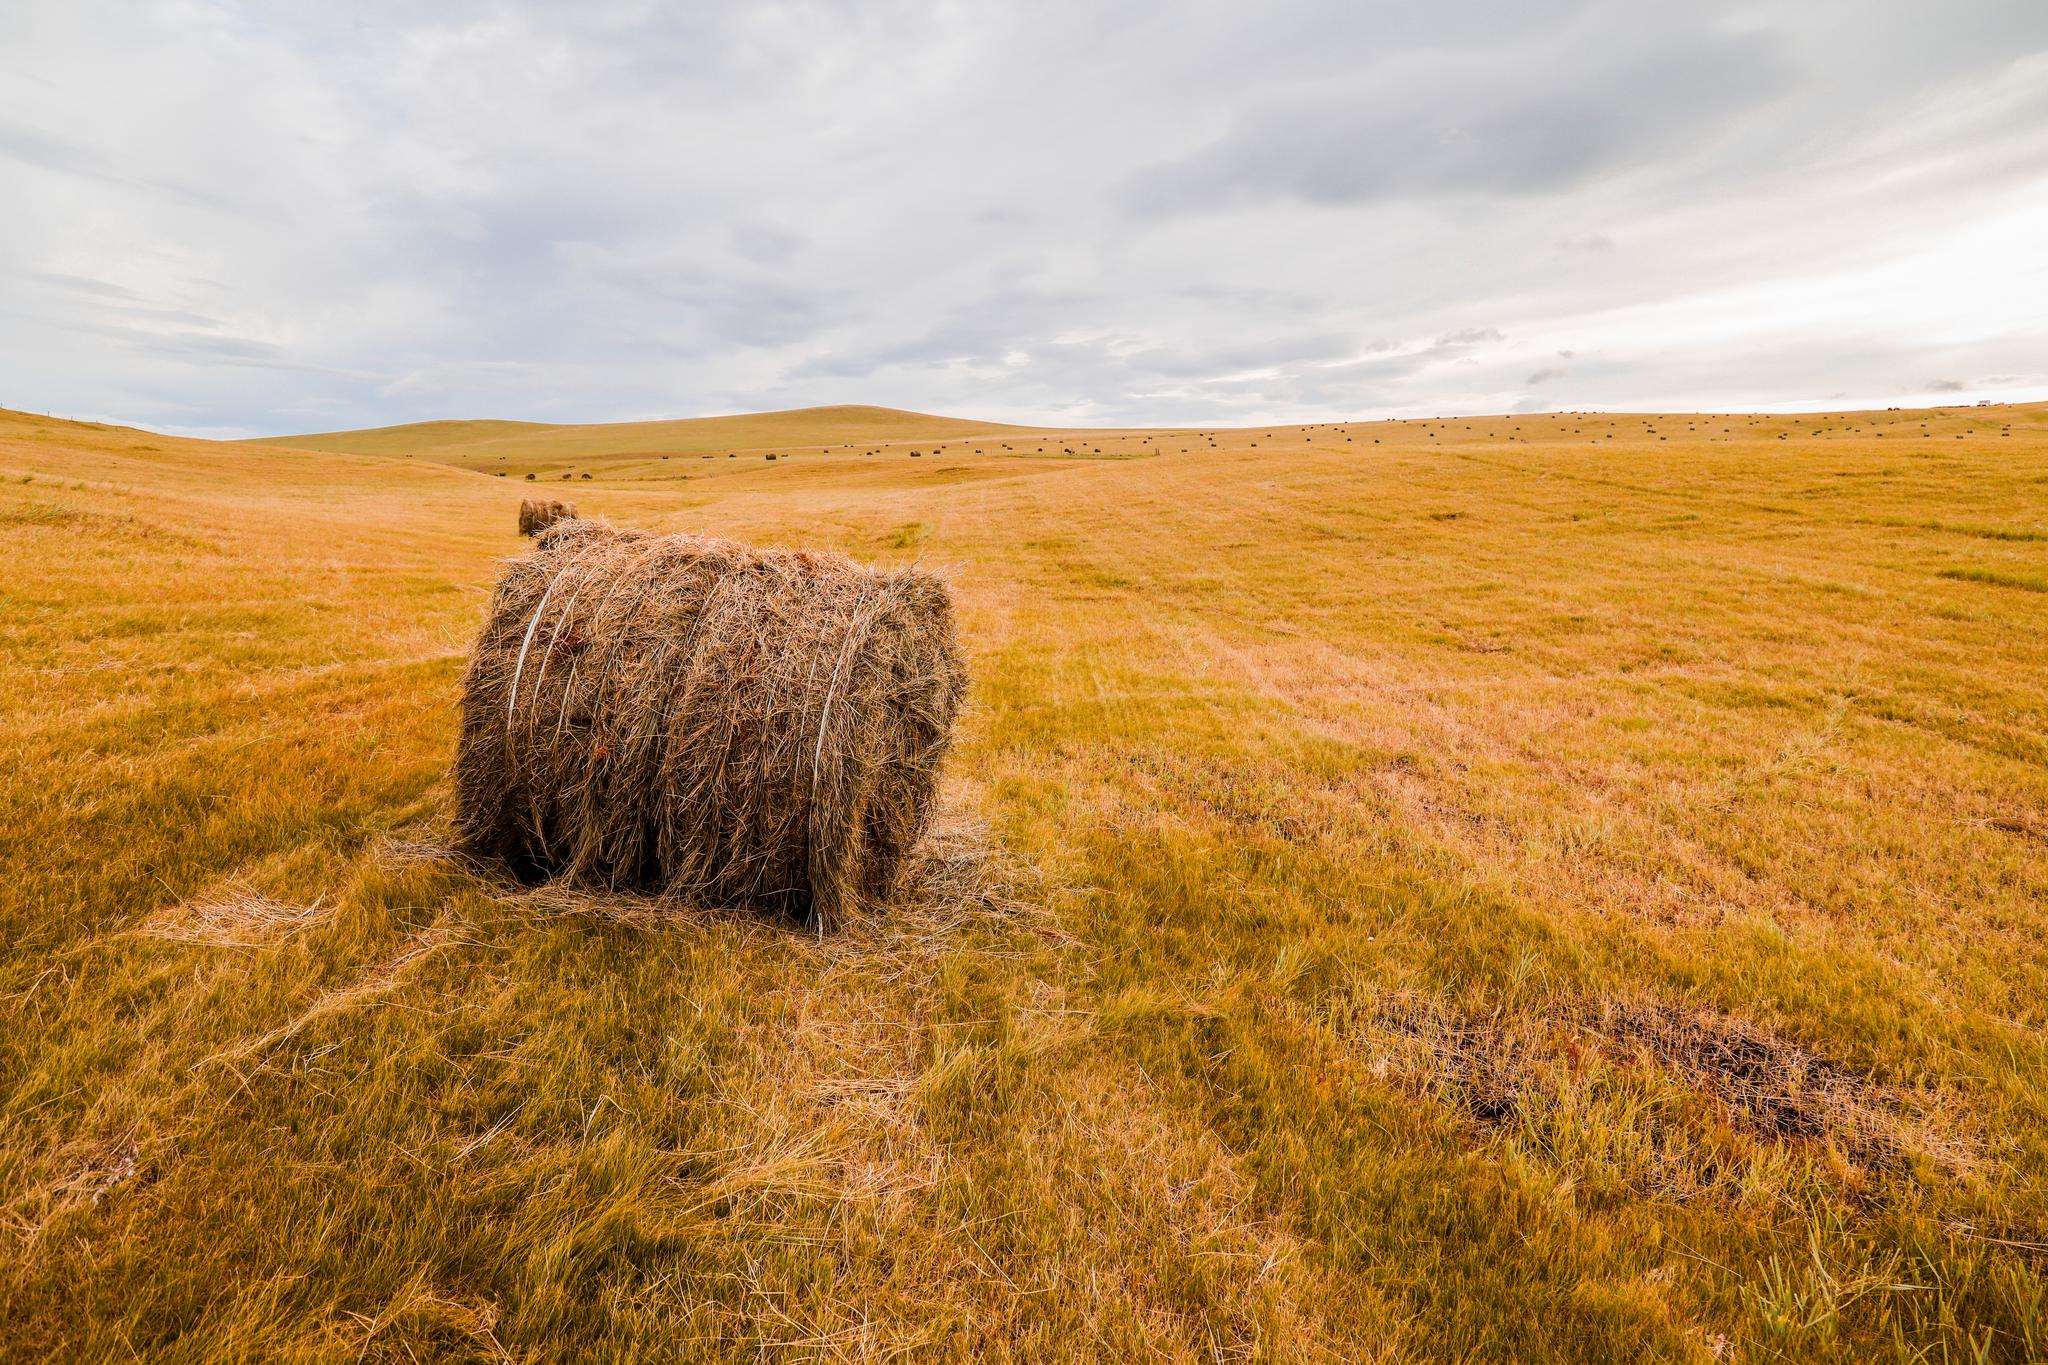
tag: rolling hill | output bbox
[258,404,1050,475]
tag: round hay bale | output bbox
[454,520,967,929]
[518,499,578,537]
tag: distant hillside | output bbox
[255,418,558,458]
[257,405,1039,473]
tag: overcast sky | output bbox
[3,1,2046,437]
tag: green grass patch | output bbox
[1939,566,2048,592]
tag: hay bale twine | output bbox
[455,519,967,929]
[518,499,578,536]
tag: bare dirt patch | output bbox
[1360,990,1975,1181]
[1595,998,1975,1177]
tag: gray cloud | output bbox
[1127,6,1791,214]
[0,0,2045,435]
[0,118,261,215]
[729,223,808,267]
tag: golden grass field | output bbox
[3,399,2045,1362]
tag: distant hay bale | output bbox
[518,499,577,536]
[454,520,967,930]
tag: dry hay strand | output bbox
[138,883,331,948]
[338,1268,513,1364]
[517,499,577,537]
[371,834,462,868]
[4,1129,145,1244]
[455,519,967,931]
[194,928,458,1075]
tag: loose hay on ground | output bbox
[455,519,967,930]
[137,884,331,948]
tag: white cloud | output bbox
[0,0,2044,435]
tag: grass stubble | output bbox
[1,401,2045,1361]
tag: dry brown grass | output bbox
[4,401,2047,1362]
[194,926,459,1077]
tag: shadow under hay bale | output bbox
[490,811,1028,944]
[455,519,967,931]
[517,499,578,537]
